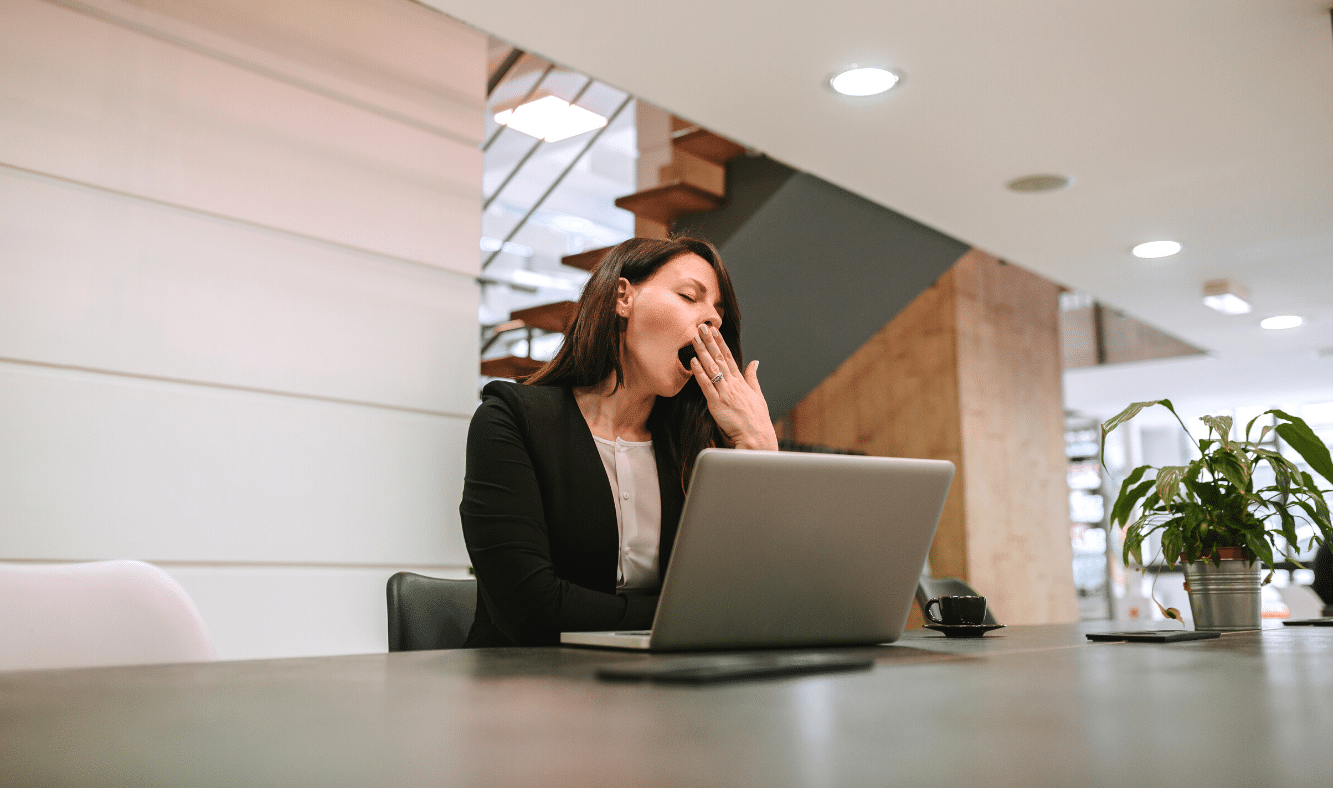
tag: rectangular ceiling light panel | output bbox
[494,95,607,143]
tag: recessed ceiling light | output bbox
[1260,315,1303,330]
[1202,279,1251,315]
[1007,174,1072,193]
[1131,241,1182,259]
[829,67,900,96]
[494,95,607,142]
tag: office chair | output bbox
[0,560,217,671]
[386,572,477,651]
[915,576,1000,626]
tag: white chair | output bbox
[0,560,217,672]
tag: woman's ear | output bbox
[615,277,633,318]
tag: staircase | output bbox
[482,118,747,380]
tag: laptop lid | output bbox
[647,448,954,651]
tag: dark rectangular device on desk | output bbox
[561,449,955,651]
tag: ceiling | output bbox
[428,0,1333,420]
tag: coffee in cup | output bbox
[924,595,987,626]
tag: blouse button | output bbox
[621,492,630,500]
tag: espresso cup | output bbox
[924,595,987,626]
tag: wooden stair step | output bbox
[480,355,544,379]
[614,182,724,226]
[670,127,746,164]
[658,147,725,198]
[509,300,578,334]
[562,247,609,272]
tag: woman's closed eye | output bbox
[679,293,697,303]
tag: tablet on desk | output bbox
[1281,618,1333,626]
[596,653,874,684]
[1086,630,1221,643]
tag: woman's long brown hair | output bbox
[525,236,743,491]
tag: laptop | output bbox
[560,448,954,651]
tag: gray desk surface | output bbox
[3,622,1330,787]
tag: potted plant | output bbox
[1102,400,1333,630]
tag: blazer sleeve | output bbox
[460,393,658,645]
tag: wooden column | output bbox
[788,250,1077,626]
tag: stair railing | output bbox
[480,92,632,272]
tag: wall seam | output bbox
[2,557,471,571]
[0,356,478,420]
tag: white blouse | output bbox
[591,435,661,590]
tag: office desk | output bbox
[3,623,1330,787]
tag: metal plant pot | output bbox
[1183,556,1261,632]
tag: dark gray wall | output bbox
[676,157,970,417]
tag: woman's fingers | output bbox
[709,326,742,376]
[744,359,761,391]
[698,324,741,378]
[692,333,721,382]
[690,356,721,400]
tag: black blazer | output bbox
[459,381,685,647]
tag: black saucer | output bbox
[923,623,1006,638]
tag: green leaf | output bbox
[1250,447,1293,492]
[1110,464,1150,525]
[1112,479,1156,529]
[1200,414,1234,445]
[1124,519,1147,567]
[1271,410,1333,487]
[1155,466,1189,506]
[1292,498,1333,543]
[1301,472,1331,523]
[1101,400,1196,461]
[1244,413,1264,442]
[1211,450,1251,492]
[1102,400,1168,438]
[1162,528,1182,568]
[1244,532,1274,567]
[1185,473,1221,508]
[1278,508,1300,554]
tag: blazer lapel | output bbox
[560,387,621,587]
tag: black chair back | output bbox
[386,572,477,652]
[915,576,1000,626]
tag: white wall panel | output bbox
[62,0,488,147]
[0,0,481,274]
[0,167,479,415]
[0,361,472,566]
